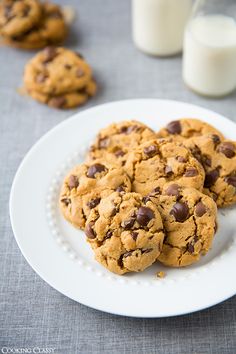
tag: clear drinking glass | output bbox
[183,0,236,97]
[132,0,193,56]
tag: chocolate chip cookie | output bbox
[145,183,217,267]
[87,120,156,166]
[60,161,131,229]
[184,134,236,207]
[0,0,41,37]
[27,79,97,109]
[85,192,164,275]
[4,2,67,49]
[125,139,205,196]
[24,47,92,95]
[157,118,224,142]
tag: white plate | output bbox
[10,99,236,318]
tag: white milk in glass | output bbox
[183,15,236,97]
[132,0,192,56]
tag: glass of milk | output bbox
[132,0,193,56]
[183,0,236,97]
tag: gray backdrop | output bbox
[1,1,236,353]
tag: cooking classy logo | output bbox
[1,348,56,354]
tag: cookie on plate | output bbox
[145,183,217,267]
[157,118,224,142]
[24,46,92,95]
[184,134,236,207]
[0,0,41,38]
[125,138,205,196]
[60,161,131,229]
[4,2,67,49]
[87,120,157,166]
[85,192,165,275]
[27,79,97,109]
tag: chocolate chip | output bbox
[85,223,96,239]
[98,137,109,149]
[165,165,173,175]
[115,150,125,157]
[68,175,79,189]
[104,230,113,239]
[195,201,207,217]
[218,142,235,158]
[170,202,189,222]
[225,176,236,187]
[110,208,117,217]
[187,244,194,253]
[177,156,187,163]
[152,187,161,194]
[131,232,138,241]
[184,167,198,177]
[143,145,158,157]
[76,68,84,78]
[212,134,221,146]
[165,184,180,197]
[36,73,48,83]
[87,163,106,178]
[142,196,151,204]
[43,47,58,63]
[121,218,135,230]
[87,197,101,209]
[49,96,66,108]
[120,126,128,133]
[117,257,123,267]
[123,251,133,258]
[191,146,202,162]
[137,207,154,226]
[64,64,72,69]
[116,185,125,192]
[143,187,160,203]
[120,125,138,134]
[142,248,152,254]
[166,120,181,134]
[204,169,219,188]
[60,197,71,206]
[201,155,211,168]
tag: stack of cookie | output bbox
[59,119,236,275]
[0,0,67,49]
[23,47,97,108]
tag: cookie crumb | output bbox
[156,271,166,278]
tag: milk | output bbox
[183,15,236,97]
[132,0,192,56]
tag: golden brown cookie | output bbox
[26,79,97,109]
[24,47,92,95]
[157,118,224,142]
[85,192,165,275]
[125,138,205,196]
[87,120,157,166]
[3,2,67,49]
[60,161,131,229]
[184,134,236,207]
[145,183,217,267]
[0,0,41,37]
